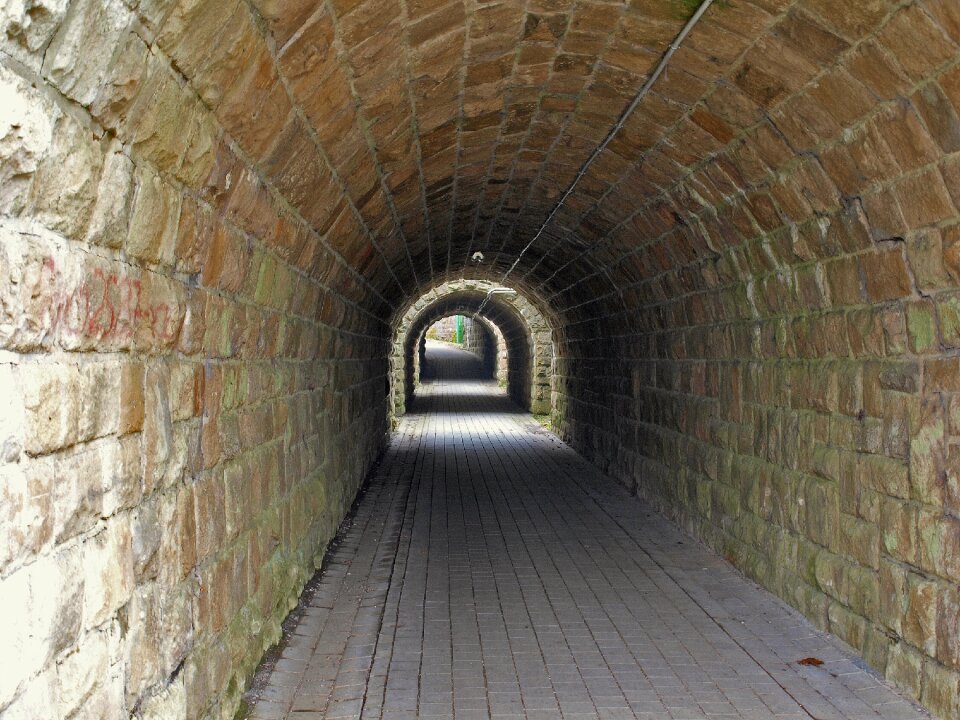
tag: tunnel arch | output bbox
[3,1,960,718]
[416,313,504,384]
[390,280,557,420]
[408,305,524,406]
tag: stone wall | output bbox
[4,0,960,718]
[0,4,388,718]
[558,4,960,717]
[464,317,507,384]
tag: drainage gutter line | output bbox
[472,0,715,320]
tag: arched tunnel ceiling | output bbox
[149,0,959,322]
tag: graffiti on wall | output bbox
[37,257,182,344]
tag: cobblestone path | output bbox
[246,345,929,720]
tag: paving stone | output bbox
[245,345,933,720]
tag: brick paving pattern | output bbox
[246,345,929,720]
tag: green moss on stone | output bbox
[673,0,726,20]
[906,302,937,354]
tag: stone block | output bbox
[863,190,909,242]
[938,584,960,669]
[159,0,246,91]
[917,507,960,581]
[41,0,129,105]
[879,4,958,82]
[828,601,866,652]
[847,40,910,101]
[0,547,82,707]
[913,80,960,154]
[69,660,124,720]
[906,300,938,355]
[863,248,913,302]
[26,111,103,243]
[848,564,880,618]
[910,395,946,507]
[814,549,847,602]
[21,362,81,456]
[802,475,840,551]
[118,362,145,435]
[937,293,960,349]
[0,66,57,216]
[921,659,960,720]
[131,494,162,583]
[55,624,116,714]
[0,669,57,720]
[88,29,150,132]
[0,462,53,574]
[881,306,909,356]
[101,434,143,518]
[887,641,924,700]
[124,582,191,709]
[201,224,250,295]
[78,363,121,440]
[882,394,912,460]
[925,357,960,393]
[142,363,173,494]
[948,442,960,514]
[894,168,957,230]
[847,308,885,359]
[0,363,24,462]
[194,470,226,564]
[0,0,68,70]
[52,445,108,544]
[123,583,161,704]
[85,143,135,250]
[216,46,292,162]
[861,623,893,675]
[839,513,880,569]
[138,673,187,720]
[881,498,919,568]
[903,572,939,656]
[82,516,134,630]
[177,290,208,357]
[158,585,194,687]
[133,69,200,175]
[174,198,215,278]
[877,361,920,393]
[126,166,182,268]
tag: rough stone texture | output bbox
[548,4,960,718]
[2,0,960,718]
[0,3,387,717]
[463,316,507,385]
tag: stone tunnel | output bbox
[1,0,960,718]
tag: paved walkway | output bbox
[244,346,929,720]
[420,340,487,381]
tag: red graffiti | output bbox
[38,258,182,345]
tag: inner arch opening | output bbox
[390,280,558,421]
[419,314,503,384]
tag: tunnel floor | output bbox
[244,345,929,720]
